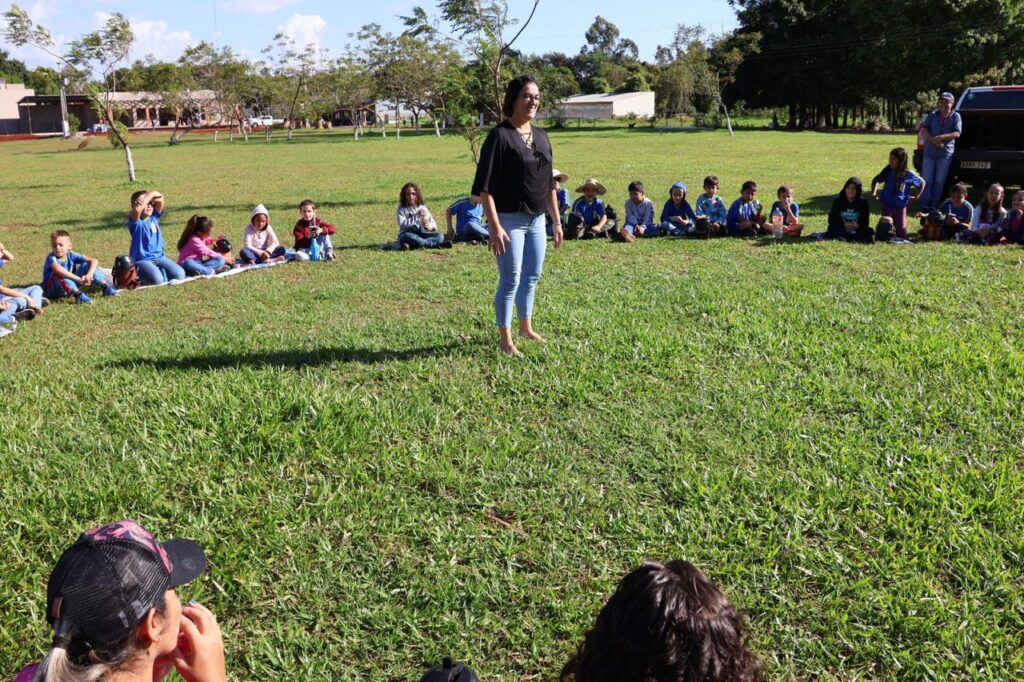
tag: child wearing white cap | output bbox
[239,204,293,263]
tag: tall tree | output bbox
[3,5,140,180]
[180,42,254,141]
[402,0,540,119]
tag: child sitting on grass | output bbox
[560,559,760,682]
[769,185,803,237]
[177,216,234,276]
[1002,190,1024,244]
[933,182,973,239]
[695,175,727,236]
[660,181,698,236]
[870,147,924,240]
[548,170,571,236]
[445,194,488,244]
[827,177,873,242]
[293,199,337,260]
[240,204,292,263]
[0,241,44,322]
[726,180,766,237]
[397,182,451,249]
[42,230,118,303]
[958,182,1006,244]
[620,180,658,241]
[571,178,613,239]
[129,189,186,285]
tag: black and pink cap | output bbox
[46,520,207,645]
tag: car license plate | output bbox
[960,161,991,170]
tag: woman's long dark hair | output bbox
[177,215,213,251]
[888,147,909,177]
[502,75,539,118]
[561,560,760,682]
[399,182,422,208]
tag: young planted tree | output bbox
[664,25,759,136]
[3,5,139,180]
[328,54,374,138]
[262,33,326,141]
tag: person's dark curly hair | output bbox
[561,560,760,682]
[502,75,539,118]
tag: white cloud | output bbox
[94,11,193,63]
[276,14,326,50]
[220,0,300,16]
[26,0,59,22]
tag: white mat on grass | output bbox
[134,258,289,291]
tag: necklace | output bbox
[517,127,534,149]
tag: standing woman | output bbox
[473,75,563,357]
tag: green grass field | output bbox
[2,127,1023,680]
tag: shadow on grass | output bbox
[105,343,457,371]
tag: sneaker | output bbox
[622,229,635,243]
[401,242,411,251]
[439,239,453,249]
[103,286,119,297]
[324,249,337,261]
[76,292,93,304]
[213,264,232,274]
[14,308,36,320]
[41,297,50,307]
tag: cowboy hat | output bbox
[575,178,607,195]
[552,169,569,184]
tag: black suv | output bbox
[914,86,1024,192]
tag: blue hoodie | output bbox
[661,181,697,224]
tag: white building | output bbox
[0,82,34,133]
[557,91,656,120]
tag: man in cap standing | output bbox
[919,92,962,210]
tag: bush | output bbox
[66,112,81,132]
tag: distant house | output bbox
[16,89,226,134]
[0,82,35,134]
[556,92,656,120]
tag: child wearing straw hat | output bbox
[571,178,614,239]
[547,169,571,237]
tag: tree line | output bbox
[3,0,1022,181]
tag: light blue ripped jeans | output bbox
[494,211,547,328]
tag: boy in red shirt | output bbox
[293,199,337,261]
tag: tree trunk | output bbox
[788,102,797,130]
[123,143,136,183]
[214,129,219,142]
[396,115,401,139]
[434,118,441,137]
[720,99,733,136]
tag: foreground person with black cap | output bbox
[14,520,226,682]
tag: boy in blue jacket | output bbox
[660,181,698,236]
[726,180,766,237]
[572,178,613,239]
[695,176,728,235]
[621,181,658,241]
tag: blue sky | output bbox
[4,0,738,69]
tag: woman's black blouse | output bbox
[472,120,554,215]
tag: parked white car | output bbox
[248,115,280,128]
